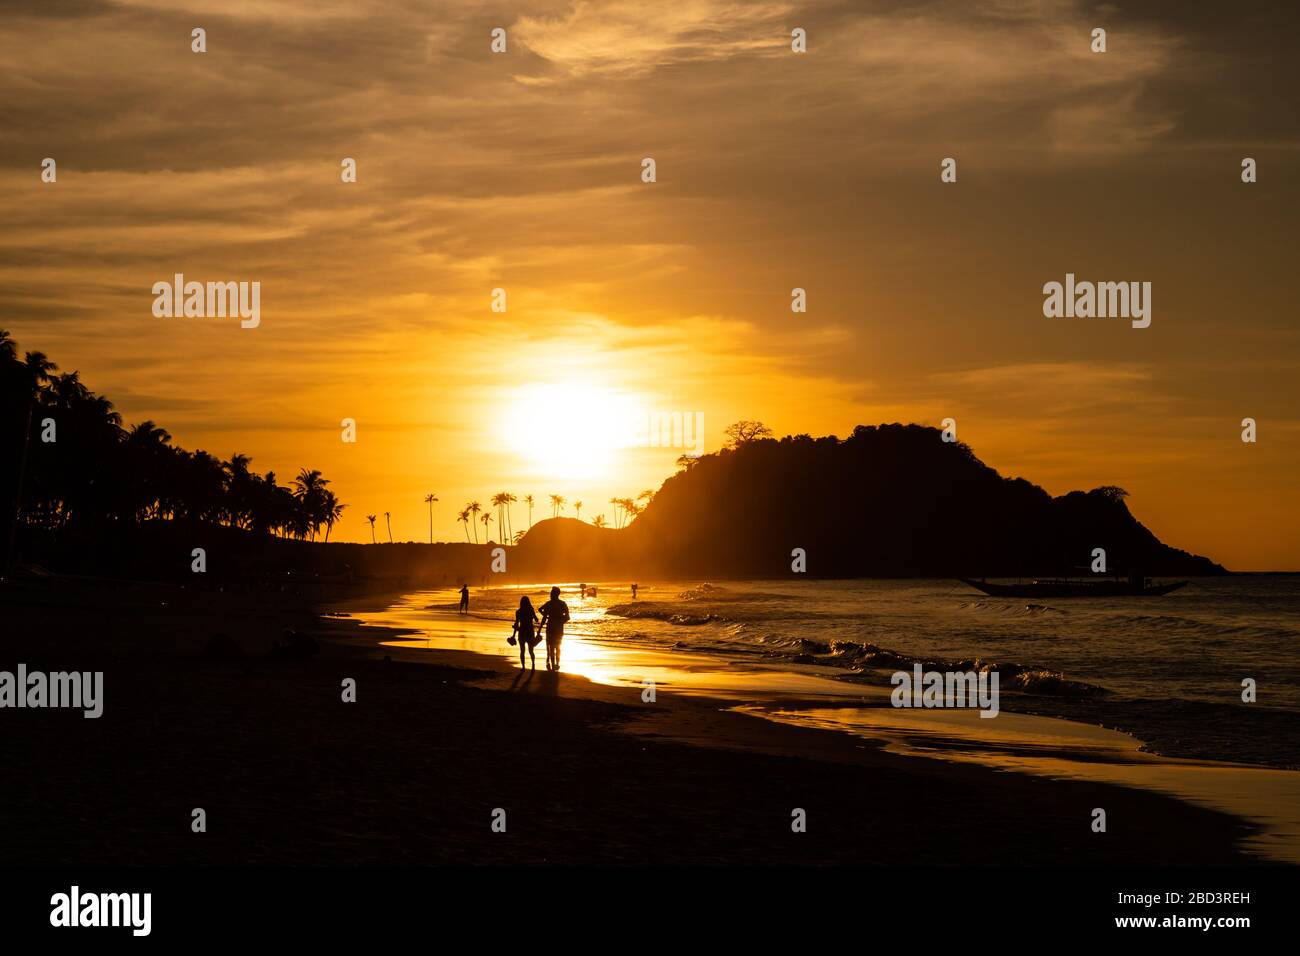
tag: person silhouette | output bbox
[458,584,469,614]
[538,586,570,671]
[511,595,541,671]
[631,582,638,599]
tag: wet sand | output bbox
[364,589,1300,865]
[0,581,1272,865]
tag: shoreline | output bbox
[0,578,1281,866]
[321,590,1297,866]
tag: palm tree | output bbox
[624,500,642,526]
[638,489,654,505]
[524,494,534,530]
[5,347,57,570]
[124,421,173,521]
[503,492,517,542]
[366,514,377,543]
[384,511,393,543]
[480,511,493,542]
[457,509,471,542]
[491,493,509,543]
[223,453,256,529]
[2,330,348,550]
[322,490,345,542]
[292,468,330,540]
[574,500,583,521]
[592,515,606,529]
[423,492,438,543]
[550,494,565,518]
[467,501,481,543]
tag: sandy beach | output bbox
[359,586,1300,865]
[0,579,1273,866]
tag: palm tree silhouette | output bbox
[480,511,493,542]
[125,421,172,521]
[467,501,481,543]
[457,509,471,541]
[491,493,510,544]
[5,343,57,570]
[609,497,622,528]
[366,514,377,543]
[550,494,565,518]
[623,498,640,526]
[323,491,345,542]
[423,492,438,543]
[2,330,347,552]
[524,494,534,530]
[503,492,517,542]
[574,500,583,521]
[624,500,642,525]
[292,469,331,540]
[384,511,393,543]
[592,515,606,529]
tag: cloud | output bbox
[1,0,1298,557]
[514,0,795,78]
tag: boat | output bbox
[958,576,1188,598]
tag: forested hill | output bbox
[516,424,1226,579]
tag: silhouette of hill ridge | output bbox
[515,424,1225,578]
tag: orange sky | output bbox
[2,0,1297,568]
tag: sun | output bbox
[501,382,640,480]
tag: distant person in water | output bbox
[538,586,570,671]
[458,584,469,614]
[511,596,541,670]
[631,583,638,599]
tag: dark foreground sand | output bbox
[0,582,1260,865]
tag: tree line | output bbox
[2,331,345,568]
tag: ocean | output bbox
[364,575,1300,768]
[355,576,1300,862]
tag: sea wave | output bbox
[958,600,1067,615]
[677,583,726,600]
[784,638,1107,697]
[606,603,722,626]
[604,608,1103,696]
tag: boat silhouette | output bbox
[958,575,1188,598]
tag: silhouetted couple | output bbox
[511,587,569,672]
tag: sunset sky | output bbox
[2,0,1297,568]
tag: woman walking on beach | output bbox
[511,595,541,671]
[538,586,570,671]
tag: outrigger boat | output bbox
[958,576,1188,598]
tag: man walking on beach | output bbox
[458,584,469,614]
[538,586,570,671]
